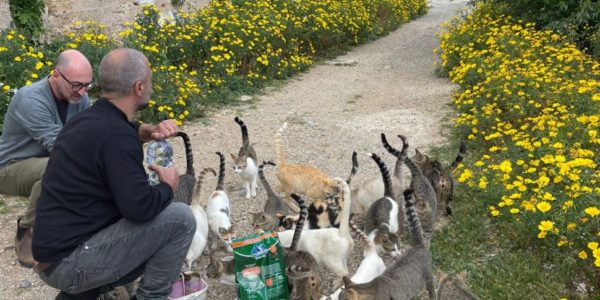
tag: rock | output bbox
[240,95,253,102]
[324,59,358,66]
[18,279,32,289]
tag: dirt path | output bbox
[0,0,467,298]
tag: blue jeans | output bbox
[37,203,196,300]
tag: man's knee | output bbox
[161,202,196,233]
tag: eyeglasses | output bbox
[56,70,94,91]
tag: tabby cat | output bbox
[339,189,436,300]
[437,270,480,300]
[412,141,466,216]
[251,161,293,232]
[184,168,214,270]
[207,152,235,252]
[350,134,408,215]
[172,131,196,205]
[307,151,358,229]
[404,156,437,247]
[275,122,340,212]
[231,117,259,199]
[363,153,401,255]
[285,193,323,300]
[205,254,235,286]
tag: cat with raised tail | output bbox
[172,131,197,205]
[350,134,408,216]
[184,168,214,270]
[251,161,293,232]
[362,152,402,255]
[339,189,436,300]
[329,217,386,300]
[412,141,466,216]
[207,152,235,252]
[437,270,480,300]
[231,117,258,199]
[275,122,340,212]
[277,178,353,278]
[285,193,324,300]
[404,155,437,247]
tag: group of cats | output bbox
[168,117,477,300]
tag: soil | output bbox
[0,0,467,298]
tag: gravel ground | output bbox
[0,0,467,298]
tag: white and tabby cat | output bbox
[252,161,294,232]
[350,134,408,216]
[184,168,214,270]
[363,152,401,255]
[404,156,437,247]
[329,217,386,300]
[277,178,353,278]
[339,189,436,300]
[230,117,258,199]
[207,152,235,252]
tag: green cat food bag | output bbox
[232,231,289,300]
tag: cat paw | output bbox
[245,194,251,199]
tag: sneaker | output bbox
[15,217,35,268]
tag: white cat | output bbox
[184,168,214,270]
[277,178,353,278]
[231,117,258,199]
[207,152,235,252]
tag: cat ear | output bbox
[218,227,227,235]
[342,276,354,287]
[230,153,237,160]
[456,270,468,281]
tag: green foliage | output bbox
[472,0,600,57]
[8,0,45,41]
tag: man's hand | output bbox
[149,164,179,192]
[138,120,179,142]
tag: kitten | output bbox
[172,131,196,205]
[329,217,386,300]
[251,161,293,232]
[205,254,235,286]
[412,141,466,216]
[307,151,358,229]
[350,134,408,216]
[277,178,353,278]
[437,270,480,300]
[363,153,401,255]
[207,152,235,252]
[184,167,215,270]
[285,193,324,300]
[339,189,436,300]
[275,122,340,212]
[404,156,437,247]
[230,117,259,199]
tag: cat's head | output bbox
[251,212,281,232]
[218,225,236,246]
[230,153,248,174]
[411,148,430,168]
[286,265,322,300]
[373,224,399,253]
[206,254,227,279]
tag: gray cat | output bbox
[437,270,480,300]
[339,189,436,300]
[172,131,196,205]
[251,161,294,232]
[205,254,235,286]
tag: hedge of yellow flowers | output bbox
[0,0,427,129]
[437,2,600,284]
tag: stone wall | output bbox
[0,0,210,33]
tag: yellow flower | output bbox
[588,242,599,250]
[538,220,554,231]
[538,231,547,239]
[567,223,576,231]
[499,160,512,173]
[585,207,600,217]
[3,85,10,92]
[510,208,520,214]
[458,169,473,183]
[537,202,551,213]
[578,251,588,260]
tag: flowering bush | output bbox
[0,0,427,130]
[437,3,600,293]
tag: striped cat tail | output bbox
[349,216,369,244]
[368,152,394,199]
[403,188,426,247]
[176,131,195,175]
[259,161,278,200]
[275,122,288,167]
[192,167,216,205]
[346,151,358,185]
[447,141,467,173]
[289,193,308,251]
[404,156,424,177]
[215,152,226,191]
[234,117,250,146]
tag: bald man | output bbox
[0,49,93,268]
[33,48,193,300]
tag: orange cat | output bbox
[275,122,340,212]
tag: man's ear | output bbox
[134,80,144,96]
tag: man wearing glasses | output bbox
[0,49,93,268]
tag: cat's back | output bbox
[437,274,480,300]
[364,197,396,233]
